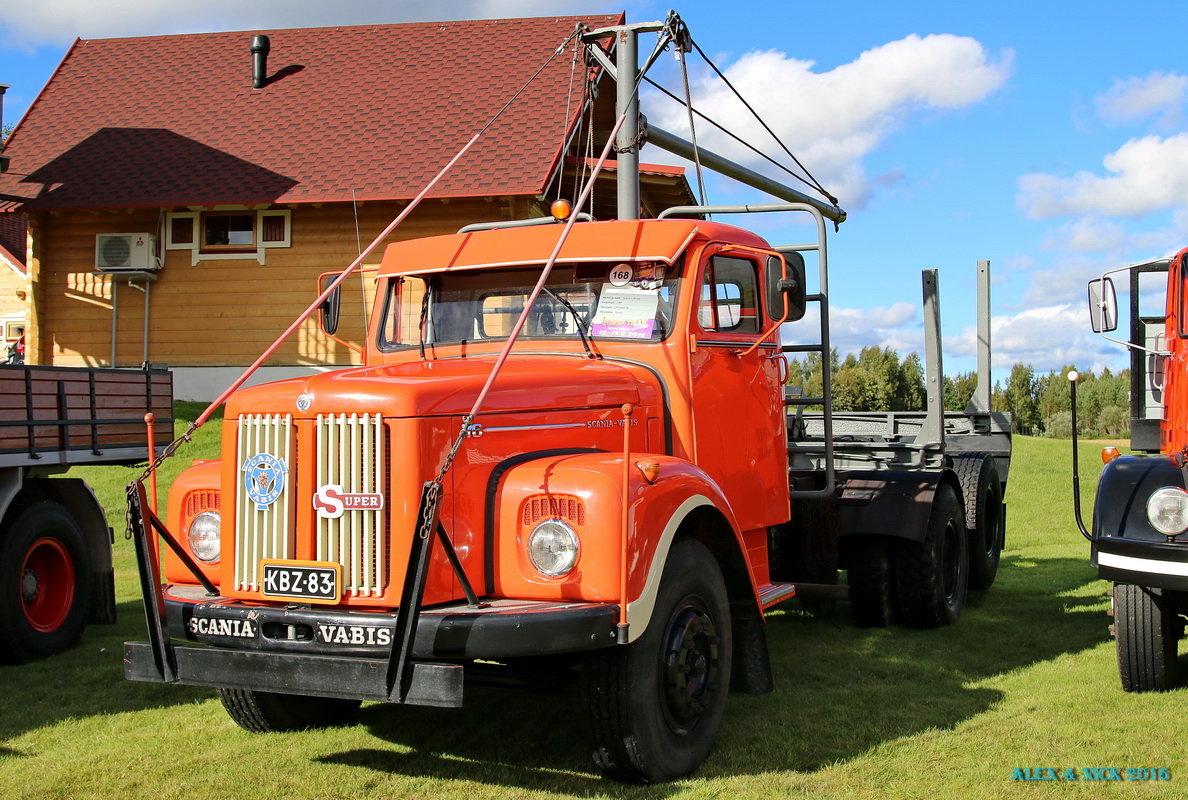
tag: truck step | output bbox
[757,582,797,609]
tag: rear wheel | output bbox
[0,503,92,663]
[954,455,1004,589]
[844,536,897,627]
[896,484,967,628]
[584,539,732,783]
[218,688,362,732]
[1114,583,1181,692]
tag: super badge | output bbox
[242,453,287,510]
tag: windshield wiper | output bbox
[543,287,596,359]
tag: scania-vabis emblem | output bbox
[241,453,287,510]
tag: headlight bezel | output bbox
[526,518,581,578]
[1146,486,1188,537]
[187,510,222,563]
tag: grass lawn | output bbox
[1,429,1184,799]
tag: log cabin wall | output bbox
[29,196,530,370]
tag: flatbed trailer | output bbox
[0,363,172,662]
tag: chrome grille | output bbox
[234,411,389,598]
[235,413,294,591]
[315,413,387,597]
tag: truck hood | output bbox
[226,356,648,419]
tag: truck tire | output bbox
[217,688,362,732]
[895,483,967,628]
[954,454,1004,589]
[0,502,93,663]
[844,536,897,627]
[583,539,732,783]
[1114,583,1181,692]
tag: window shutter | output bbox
[171,216,194,245]
[261,214,286,243]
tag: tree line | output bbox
[786,346,1130,438]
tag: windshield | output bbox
[377,262,681,351]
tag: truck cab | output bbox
[1080,247,1188,692]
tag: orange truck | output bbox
[123,15,1011,783]
[1076,250,1188,691]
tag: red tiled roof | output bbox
[0,212,26,271]
[0,14,624,211]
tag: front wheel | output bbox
[0,502,93,663]
[1114,583,1181,692]
[218,688,362,732]
[583,539,733,783]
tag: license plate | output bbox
[260,560,341,603]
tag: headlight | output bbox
[526,519,580,577]
[187,511,221,563]
[1146,487,1188,536]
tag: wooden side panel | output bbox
[34,199,516,368]
[0,366,173,458]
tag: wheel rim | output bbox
[982,485,1002,559]
[659,596,720,736]
[19,536,75,632]
[942,520,962,603]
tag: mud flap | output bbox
[127,480,176,683]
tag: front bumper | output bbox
[125,585,620,706]
[1094,537,1188,592]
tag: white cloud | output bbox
[1017,133,1188,219]
[649,34,1013,207]
[1095,72,1188,128]
[948,304,1126,374]
[783,301,921,357]
[0,0,586,45]
[1041,217,1128,253]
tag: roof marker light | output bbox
[551,199,572,221]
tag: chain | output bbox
[417,414,476,539]
[614,121,648,154]
[416,480,442,541]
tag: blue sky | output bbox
[3,0,1187,382]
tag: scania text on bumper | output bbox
[124,585,620,707]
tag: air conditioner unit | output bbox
[95,233,160,272]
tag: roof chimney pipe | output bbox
[251,35,270,89]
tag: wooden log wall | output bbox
[29,196,530,368]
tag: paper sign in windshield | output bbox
[591,287,659,339]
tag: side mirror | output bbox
[1087,277,1117,333]
[318,274,342,336]
[766,252,807,322]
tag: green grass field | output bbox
[1,431,1184,799]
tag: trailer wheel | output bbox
[217,688,362,732]
[844,536,897,627]
[954,454,1004,589]
[583,539,732,783]
[1114,584,1181,692]
[0,502,92,663]
[896,484,967,628]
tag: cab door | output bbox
[1164,251,1188,453]
[688,247,789,530]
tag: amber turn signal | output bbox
[1101,446,1121,464]
[635,460,660,484]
